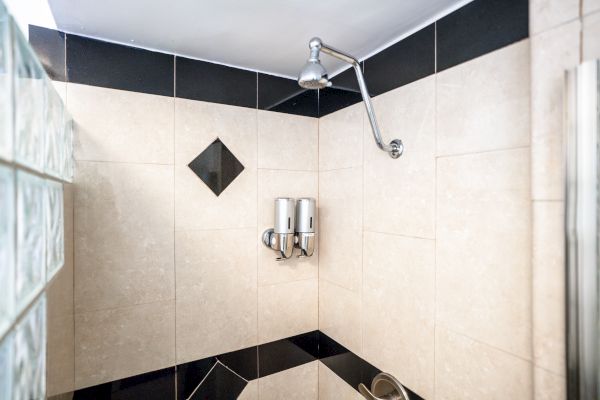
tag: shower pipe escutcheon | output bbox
[298,37,404,159]
[358,372,411,400]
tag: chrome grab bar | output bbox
[358,372,410,400]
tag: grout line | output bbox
[530,15,582,38]
[73,297,175,316]
[256,167,318,173]
[186,361,218,400]
[73,159,175,166]
[173,54,178,397]
[433,23,438,398]
[216,359,249,383]
[363,229,435,242]
[257,276,317,289]
[435,145,530,159]
[255,75,260,384]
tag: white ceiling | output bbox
[47,0,471,79]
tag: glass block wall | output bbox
[0,1,73,398]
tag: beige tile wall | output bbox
[68,83,320,390]
[318,40,534,400]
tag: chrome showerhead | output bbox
[298,37,331,89]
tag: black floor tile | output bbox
[364,24,435,96]
[188,363,247,400]
[258,331,319,377]
[72,367,175,400]
[28,25,66,81]
[176,56,256,108]
[436,0,529,72]
[66,34,173,96]
[177,357,218,400]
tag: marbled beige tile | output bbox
[74,300,175,388]
[175,228,257,363]
[258,169,317,285]
[318,279,361,356]
[583,12,600,61]
[437,40,530,156]
[319,102,363,171]
[318,362,362,400]
[174,98,256,166]
[531,21,581,201]
[436,149,532,359]
[258,279,318,344]
[364,76,435,239]
[318,167,362,291]
[584,0,600,15]
[238,380,258,400]
[257,110,318,171]
[74,161,174,313]
[533,201,565,376]
[174,98,257,230]
[530,0,580,35]
[362,231,435,399]
[435,327,532,400]
[46,312,74,396]
[68,83,174,164]
[258,361,318,400]
[534,367,566,400]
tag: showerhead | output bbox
[298,37,331,89]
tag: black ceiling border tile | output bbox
[28,25,66,81]
[329,63,362,93]
[257,72,319,117]
[66,33,174,96]
[176,56,257,108]
[318,87,363,118]
[436,0,529,73]
[363,23,435,97]
[72,366,176,400]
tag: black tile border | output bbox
[29,0,528,117]
[64,331,425,400]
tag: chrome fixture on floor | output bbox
[298,37,404,159]
[262,197,316,260]
[358,372,410,400]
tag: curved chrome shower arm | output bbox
[319,41,404,159]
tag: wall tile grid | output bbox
[26,0,585,398]
[1,6,74,400]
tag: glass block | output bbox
[0,165,15,337]
[16,171,45,313]
[45,179,64,281]
[13,294,46,400]
[0,13,12,161]
[0,331,14,400]
[61,113,74,182]
[13,18,45,172]
[44,82,64,178]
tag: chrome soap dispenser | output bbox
[294,198,315,257]
[262,198,296,260]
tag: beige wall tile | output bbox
[531,21,581,201]
[74,300,175,388]
[362,232,435,399]
[258,110,318,171]
[534,367,566,400]
[318,167,362,291]
[174,98,257,166]
[319,279,361,356]
[319,102,363,171]
[46,312,74,396]
[533,201,565,376]
[318,362,362,400]
[584,0,600,15]
[435,327,532,400]
[52,80,67,103]
[530,0,580,35]
[258,361,318,400]
[68,83,174,164]
[364,76,435,239]
[175,228,257,363]
[436,149,531,359]
[174,98,257,231]
[583,12,600,61]
[238,380,258,400]
[258,278,318,344]
[74,161,174,313]
[437,40,530,156]
[258,169,317,285]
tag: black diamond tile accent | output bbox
[188,138,244,197]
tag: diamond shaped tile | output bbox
[188,138,244,196]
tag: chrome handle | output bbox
[358,372,410,400]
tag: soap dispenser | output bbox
[262,198,296,260]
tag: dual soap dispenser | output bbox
[262,197,316,260]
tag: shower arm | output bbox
[319,43,404,159]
